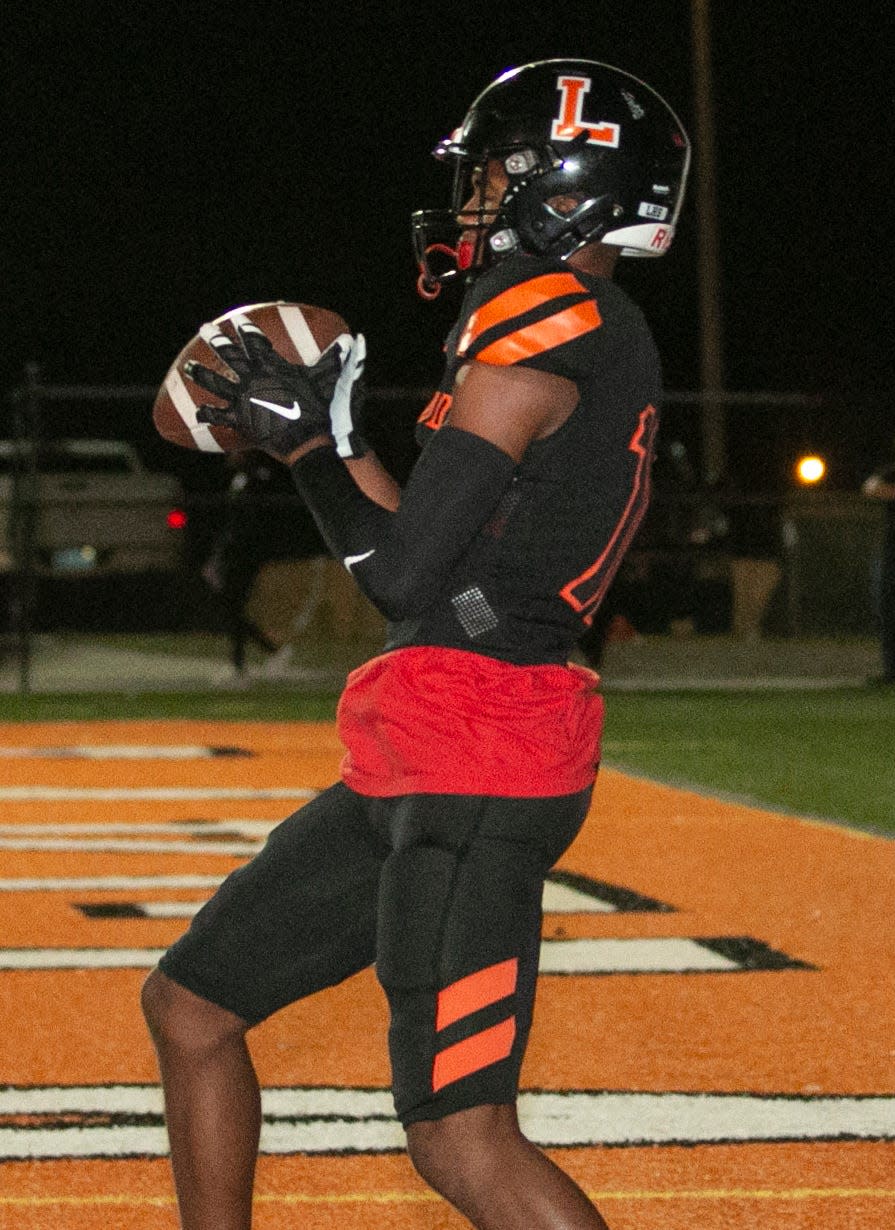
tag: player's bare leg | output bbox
[406,1102,611,1229]
[142,969,258,1230]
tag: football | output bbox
[152,300,350,453]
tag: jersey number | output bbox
[559,404,658,624]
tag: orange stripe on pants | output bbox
[432,1017,517,1092]
[435,957,518,1031]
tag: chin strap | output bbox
[417,270,443,300]
[416,243,460,300]
[417,232,495,298]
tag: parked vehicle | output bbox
[0,438,187,576]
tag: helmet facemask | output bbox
[412,143,582,296]
[412,149,513,299]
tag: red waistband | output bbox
[336,646,603,797]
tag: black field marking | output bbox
[1,1085,894,1158]
[75,905,150,920]
[547,870,674,913]
[698,936,816,971]
[74,901,205,919]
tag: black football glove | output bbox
[186,314,358,457]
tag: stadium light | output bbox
[795,455,826,485]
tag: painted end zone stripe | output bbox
[1,1086,894,1157]
[0,837,261,855]
[0,949,167,969]
[539,937,736,974]
[536,937,812,975]
[523,1089,895,1148]
[0,937,811,971]
[0,821,277,837]
[82,877,661,918]
[0,876,224,891]
[546,870,673,913]
[0,745,252,760]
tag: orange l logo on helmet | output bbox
[551,75,620,147]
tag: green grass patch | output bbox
[601,687,895,835]
[0,689,339,723]
[2,678,892,837]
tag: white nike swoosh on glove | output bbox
[249,397,302,419]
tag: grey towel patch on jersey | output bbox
[451,586,501,639]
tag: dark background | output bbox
[4,0,894,494]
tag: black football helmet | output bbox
[412,59,690,297]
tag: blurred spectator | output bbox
[576,437,732,663]
[861,446,895,685]
[202,452,325,679]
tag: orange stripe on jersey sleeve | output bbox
[417,390,453,431]
[435,957,519,1032]
[432,1017,517,1092]
[457,272,591,356]
[475,300,602,365]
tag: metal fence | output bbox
[2,372,886,694]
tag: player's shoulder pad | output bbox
[456,254,603,367]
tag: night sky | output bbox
[5,1,894,491]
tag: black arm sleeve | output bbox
[290,425,516,621]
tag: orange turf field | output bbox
[0,719,892,1229]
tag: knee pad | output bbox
[376,834,547,1127]
[376,842,458,991]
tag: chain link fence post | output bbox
[9,364,42,695]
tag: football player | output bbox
[143,59,690,1230]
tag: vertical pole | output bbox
[11,364,41,696]
[690,0,726,484]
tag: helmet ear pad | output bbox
[495,156,624,259]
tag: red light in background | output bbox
[166,508,188,529]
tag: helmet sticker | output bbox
[638,202,669,221]
[550,76,620,148]
[620,89,646,120]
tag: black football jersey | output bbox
[388,253,663,664]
